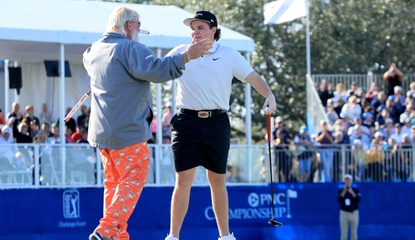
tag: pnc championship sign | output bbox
[204,189,298,221]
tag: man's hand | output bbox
[263,95,277,115]
[183,38,213,61]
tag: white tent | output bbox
[0,0,255,145]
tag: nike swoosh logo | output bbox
[213,58,220,61]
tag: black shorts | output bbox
[170,110,230,174]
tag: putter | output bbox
[265,109,283,227]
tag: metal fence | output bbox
[273,144,415,183]
[312,74,415,95]
[0,143,269,189]
[1,143,414,189]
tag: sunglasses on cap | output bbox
[130,20,141,28]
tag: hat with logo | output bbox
[275,116,283,123]
[374,131,383,138]
[184,11,218,28]
[1,125,11,135]
[362,112,373,119]
[299,126,308,133]
[344,174,353,181]
[353,139,362,146]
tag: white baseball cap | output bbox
[1,125,12,135]
[344,174,353,181]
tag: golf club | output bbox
[265,107,283,227]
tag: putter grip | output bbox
[64,90,91,122]
[266,114,271,143]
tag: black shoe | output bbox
[89,232,113,240]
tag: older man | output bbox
[84,6,212,240]
[165,10,276,240]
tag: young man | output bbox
[165,11,277,240]
[83,6,212,240]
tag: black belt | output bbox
[179,109,225,118]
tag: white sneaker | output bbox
[165,234,179,240]
[219,233,236,240]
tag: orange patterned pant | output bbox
[95,142,150,240]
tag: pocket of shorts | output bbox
[170,113,178,129]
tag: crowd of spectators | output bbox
[0,102,94,185]
[270,63,412,183]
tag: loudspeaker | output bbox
[9,67,22,89]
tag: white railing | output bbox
[1,143,414,189]
[0,143,269,189]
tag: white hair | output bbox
[106,6,140,37]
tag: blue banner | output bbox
[1,183,414,240]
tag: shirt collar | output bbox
[209,41,218,54]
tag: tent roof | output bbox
[0,0,254,63]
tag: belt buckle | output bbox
[197,111,210,118]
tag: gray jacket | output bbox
[83,32,185,149]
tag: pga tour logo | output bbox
[205,189,298,221]
[63,189,81,219]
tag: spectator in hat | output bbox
[346,81,359,100]
[326,99,339,126]
[338,174,361,240]
[0,126,17,164]
[348,117,370,137]
[376,107,394,127]
[341,96,362,122]
[383,63,403,96]
[384,99,399,123]
[362,112,374,128]
[401,117,412,136]
[387,86,406,114]
[382,118,395,140]
[390,123,405,143]
[162,101,174,138]
[50,123,61,144]
[316,120,334,182]
[294,126,313,182]
[333,83,348,104]
[350,126,371,149]
[355,87,366,105]
[318,78,334,107]
[272,116,292,144]
[369,131,388,150]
